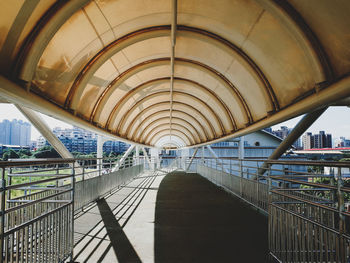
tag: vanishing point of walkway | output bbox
[71,170,268,262]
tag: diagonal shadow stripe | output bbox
[97,198,142,263]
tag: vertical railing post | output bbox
[70,161,76,262]
[267,163,273,258]
[240,159,243,197]
[337,167,346,262]
[256,161,259,206]
[0,167,6,263]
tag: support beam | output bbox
[257,107,328,177]
[135,146,140,165]
[142,147,152,168]
[207,145,229,173]
[112,145,135,172]
[97,135,109,175]
[16,106,73,158]
[186,148,198,171]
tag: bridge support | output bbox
[17,105,74,158]
[112,145,135,172]
[186,147,198,171]
[142,147,152,168]
[257,107,328,177]
[207,145,229,173]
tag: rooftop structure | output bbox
[0,0,349,148]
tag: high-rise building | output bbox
[0,119,31,146]
[38,127,127,154]
[302,131,332,149]
[336,137,350,147]
[302,132,313,150]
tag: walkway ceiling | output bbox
[0,0,349,148]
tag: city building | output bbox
[302,131,332,149]
[38,126,128,155]
[0,119,31,146]
[335,137,350,147]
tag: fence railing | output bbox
[0,156,146,263]
[185,157,350,263]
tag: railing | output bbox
[185,157,350,263]
[0,156,146,263]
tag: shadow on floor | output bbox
[96,198,142,263]
[154,171,269,263]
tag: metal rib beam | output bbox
[129,109,206,142]
[90,57,248,125]
[142,122,197,145]
[170,0,178,140]
[124,102,214,139]
[149,129,192,146]
[106,77,236,131]
[115,90,225,137]
[139,117,201,144]
[62,25,274,118]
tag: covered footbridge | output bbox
[0,0,350,262]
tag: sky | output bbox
[0,103,349,141]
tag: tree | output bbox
[33,146,60,158]
[2,149,20,161]
[18,149,32,159]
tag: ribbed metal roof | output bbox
[0,0,349,148]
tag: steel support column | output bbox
[112,144,135,172]
[257,107,327,177]
[17,105,74,158]
[186,147,199,171]
[142,147,152,168]
[207,145,229,173]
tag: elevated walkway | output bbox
[71,170,268,262]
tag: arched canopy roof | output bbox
[0,0,349,148]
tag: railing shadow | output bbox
[154,171,269,263]
[96,198,142,263]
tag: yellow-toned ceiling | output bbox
[0,0,349,148]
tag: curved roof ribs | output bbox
[131,112,205,142]
[89,57,248,126]
[106,77,236,131]
[115,90,225,137]
[149,129,192,146]
[125,102,214,139]
[142,122,198,144]
[64,25,276,118]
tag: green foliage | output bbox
[33,146,60,159]
[18,149,32,159]
[2,149,19,161]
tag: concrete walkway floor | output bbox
[71,170,268,263]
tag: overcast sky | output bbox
[0,103,349,141]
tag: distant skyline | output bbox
[271,107,350,139]
[0,103,349,141]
